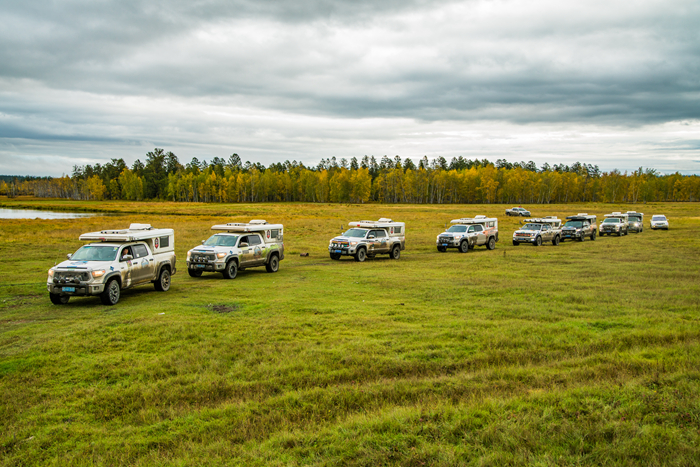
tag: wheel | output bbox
[459,241,469,253]
[354,248,367,262]
[390,245,401,260]
[100,278,120,306]
[534,236,542,247]
[188,268,202,277]
[578,233,585,242]
[330,253,341,260]
[487,237,496,250]
[266,254,280,272]
[437,246,446,252]
[512,241,520,246]
[154,268,171,291]
[591,231,596,241]
[617,230,622,236]
[223,260,238,279]
[49,293,69,305]
[552,235,560,246]
[624,229,629,236]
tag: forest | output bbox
[2,149,699,204]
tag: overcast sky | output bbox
[1,0,699,176]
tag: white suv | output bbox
[650,215,669,230]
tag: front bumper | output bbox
[47,281,104,296]
[513,235,537,243]
[187,260,226,271]
[329,246,357,255]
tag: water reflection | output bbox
[0,208,97,219]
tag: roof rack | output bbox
[211,220,283,232]
[79,224,172,242]
[350,219,404,229]
[524,217,561,224]
[451,216,497,224]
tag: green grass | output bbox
[1,198,699,466]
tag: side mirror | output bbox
[240,242,249,248]
[122,254,133,261]
[66,253,72,259]
[201,240,205,244]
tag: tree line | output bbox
[2,149,699,204]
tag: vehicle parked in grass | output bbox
[561,213,597,242]
[627,211,644,233]
[329,219,405,262]
[47,224,176,306]
[505,207,531,217]
[512,217,562,246]
[650,214,669,230]
[186,220,284,279]
[437,216,499,252]
[600,212,629,236]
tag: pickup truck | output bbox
[506,207,531,217]
[512,217,562,246]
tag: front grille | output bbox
[515,233,530,237]
[192,253,215,262]
[55,271,89,283]
[439,237,451,243]
[332,243,349,249]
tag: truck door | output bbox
[238,235,255,267]
[131,243,155,283]
[247,234,265,266]
[474,224,486,245]
[372,229,389,253]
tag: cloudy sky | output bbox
[1,0,699,176]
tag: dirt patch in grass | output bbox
[206,303,241,314]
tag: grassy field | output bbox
[1,198,699,466]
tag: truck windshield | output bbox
[447,225,468,233]
[628,215,642,222]
[521,224,542,231]
[652,216,666,221]
[603,218,620,223]
[204,234,239,247]
[565,220,583,228]
[344,228,368,238]
[71,245,118,262]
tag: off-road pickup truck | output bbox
[626,211,644,233]
[329,218,405,262]
[512,217,562,246]
[186,220,284,279]
[600,212,629,236]
[47,223,176,306]
[505,207,531,217]
[437,216,499,252]
[561,213,597,242]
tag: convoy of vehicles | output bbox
[600,212,629,236]
[46,208,671,305]
[627,211,644,233]
[186,220,284,279]
[436,216,499,252]
[512,217,561,246]
[650,214,669,230]
[505,207,531,217]
[47,224,176,305]
[561,213,597,242]
[328,219,405,262]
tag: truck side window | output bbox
[132,244,148,258]
[474,225,483,232]
[248,235,262,246]
[374,230,386,238]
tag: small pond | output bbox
[0,208,98,219]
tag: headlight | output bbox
[48,269,55,277]
[187,250,192,259]
[91,269,106,278]
[217,252,227,259]
[350,241,358,246]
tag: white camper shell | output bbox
[48,224,176,306]
[211,220,284,241]
[437,215,499,252]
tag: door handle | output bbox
[149,258,154,262]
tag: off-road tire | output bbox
[591,231,596,241]
[534,236,542,247]
[459,241,469,253]
[100,278,120,306]
[390,245,401,260]
[154,268,171,291]
[49,293,69,305]
[266,254,280,272]
[188,269,202,277]
[578,234,585,242]
[617,230,622,236]
[223,260,238,279]
[437,246,447,252]
[513,241,520,246]
[354,248,367,262]
[330,253,341,260]
[487,237,496,250]
[552,235,560,246]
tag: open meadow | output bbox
[1,198,699,466]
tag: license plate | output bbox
[196,264,205,268]
[441,244,448,247]
[62,287,75,292]
[334,250,342,253]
